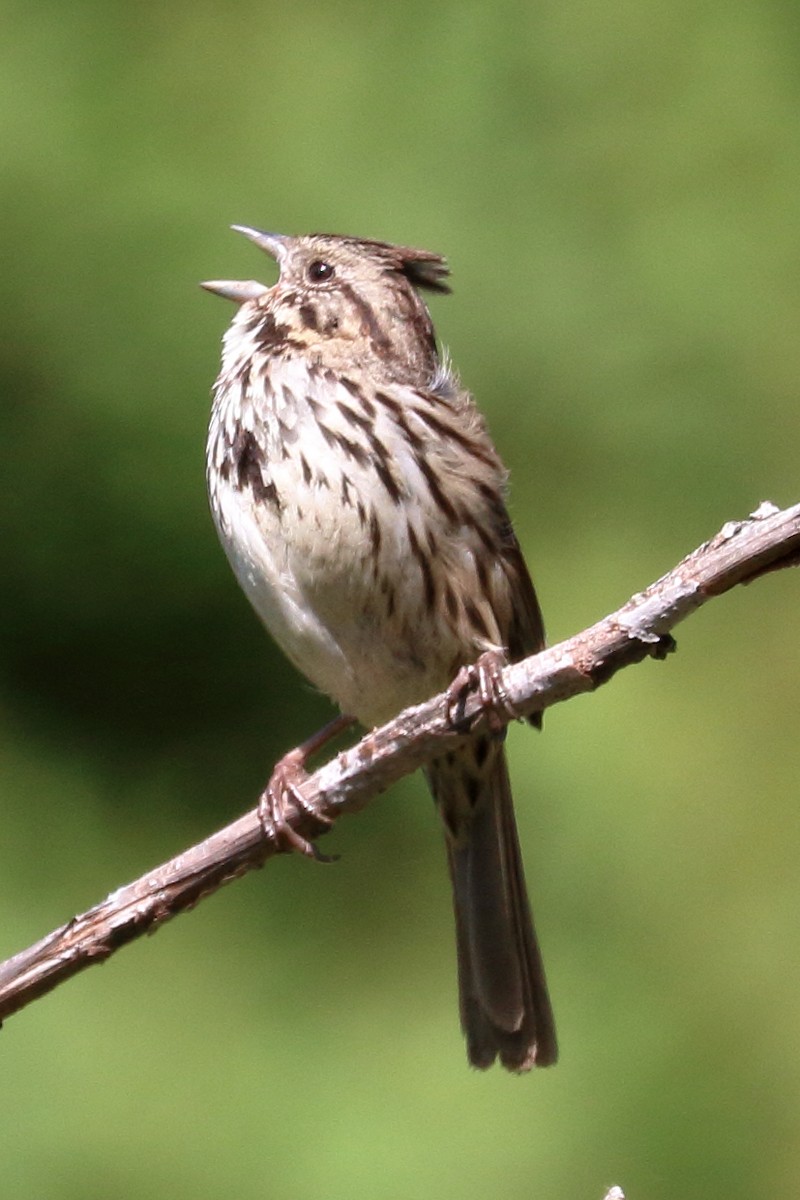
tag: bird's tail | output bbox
[426,737,557,1071]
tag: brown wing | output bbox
[504,535,545,661]
[501,532,546,730]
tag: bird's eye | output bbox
[307,260,335,283]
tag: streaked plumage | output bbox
[204,228,557,1070]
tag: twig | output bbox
[0,500,798,1023]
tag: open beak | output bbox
[200,279,270,302]
[230,225,291,264]
[201,226,290,303]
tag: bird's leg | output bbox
[258,714,356,862]
[445,649,521,735]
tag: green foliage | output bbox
[1,2,799,1196]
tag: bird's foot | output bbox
[258,714,355,862]
[445,649,520,735]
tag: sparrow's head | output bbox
[203,226,450,383]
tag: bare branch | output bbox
[1,500,798,1023]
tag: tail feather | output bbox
[428,739,557,1071]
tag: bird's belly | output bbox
[211,473,453,726]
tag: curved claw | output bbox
[446,649,520,734]
[258,751,337,862]
[258,716,356,861]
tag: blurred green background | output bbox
[1,1,799,1196]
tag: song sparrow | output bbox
[203,227,557,1071]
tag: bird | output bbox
[203,226,557,1071]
